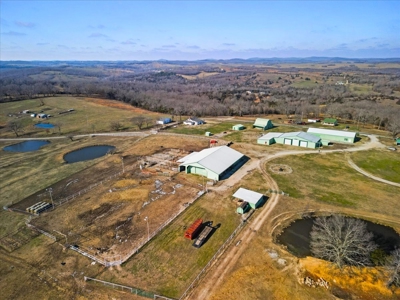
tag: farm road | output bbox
[187,134,393,300]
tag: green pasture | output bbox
[100,192,241,298]
[267,153,400,218]
[350,150,400,183]
[0,96,157,137]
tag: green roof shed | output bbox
[253,118,273,130]
[322,118,338,126]
[232,124,245,130]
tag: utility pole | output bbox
[144,216,149,242]
[46,188,54,210]
[121,156,125,173]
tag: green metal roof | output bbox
[253,118,271,127]
[323,118,337,123]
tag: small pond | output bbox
[277,217,400,257]
[3,140,50,152]
[64,145,116,163]
[35,123,55,129]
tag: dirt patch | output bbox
[29,148,203,262]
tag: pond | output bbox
[64,145,116,163]
[277,216,400,258]
[3,140,50,152]
[35,123,55,129]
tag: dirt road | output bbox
[186,134,388,300]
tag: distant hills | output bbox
[1,57,400,69]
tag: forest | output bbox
[1,58,400,136]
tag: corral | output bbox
[28,148,203,264]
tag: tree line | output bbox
[1,63,399,136]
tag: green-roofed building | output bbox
[396,138,400,145]
[232,124,245,130]
[253,118,273,130]
[322,118,338,126]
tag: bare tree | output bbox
[386,248,400,288]
[387,111,400,138]
[131,116,146,130]
[310,215,377,269]
[145,117,154,129]
[54,122,63,134]
[7,120,24,137]
[110,121,123,131]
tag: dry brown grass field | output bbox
[1,95,399,300]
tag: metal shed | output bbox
[322,118,338,126]
[307,128,357,145]
[257,132,282,145]
[274,132,321,148]
[233,188,264,209]
[232,124,245,131]
[253,118,273,130]
[178,146,245,181]
[258,132,321,148]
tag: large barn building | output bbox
[257,131,321,148]
[253,118,273,130]
[307,128,357,145]
[178,146,245,181]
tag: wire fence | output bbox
[84,276,159,299]
[106,191,205,266]
[179,210,254,300]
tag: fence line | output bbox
[84,276,159,299]
[26,223,56,241]
[179,210,254,300]
[56,164,138,207]
[107,191,205,266]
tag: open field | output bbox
[0,96,160,137]
[350,149,400,183]
[266,152,400,217]
[166,121,249,136]
[209,151,400,300]
[98,190,241,298]
[0,136,139,208]
[178,71,220,80]
[1,94,400,299]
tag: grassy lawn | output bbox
[0,96,158,137]
[167,121,248,136]
[267,153,400,218]
[350,150,400,183]
[290,80,319,88]
[0,136,137,208]
[98,191,241,298]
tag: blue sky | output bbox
[1,1,399,60]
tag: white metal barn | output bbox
[233,188,264,209]
[178,146,245,181]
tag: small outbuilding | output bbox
[257,132,283,145]
[157,117,172,125]
[396,138,400,146]
[205,131,212,136]
[37,113,48,119]
[308,118,320,123]
[183,117,204,126]
[236,201,250,214]
[233,188,264,209]
[253,118,273,130]
[232,124,245,131]
[322,118,338,126]
[307,128,357,145]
